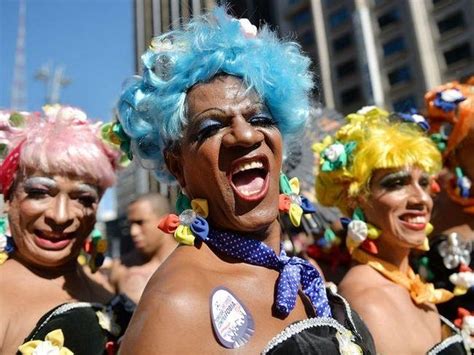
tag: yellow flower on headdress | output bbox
[312,135,333,154]
[337,106,389,141]
[18,329,73,355]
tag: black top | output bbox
[427,316,469,355]
[262,290,376,354]
[18,294,135,355]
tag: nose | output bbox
[407,183,432,211]
[44,195,74,228]
[222,116,264,148]
[130,223,141,238]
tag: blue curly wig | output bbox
[118,7,314,182]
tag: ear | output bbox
[164,149,186,188]
[3,199,10,214]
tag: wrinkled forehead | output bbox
[185,75,263,118]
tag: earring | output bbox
[83,229,108,273]
[0,215,14,264]
[340,207,381,254]
[159,190,209,246]
[414,223,433,251]
[279,172,316,227]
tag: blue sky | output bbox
[0,0,135,218]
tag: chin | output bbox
[232,209,279,234]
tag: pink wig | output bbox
[0,105,122,197]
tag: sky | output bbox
[0,0,135,219]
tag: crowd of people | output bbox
[0,6,472,354]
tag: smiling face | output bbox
[359,166,433,250]
[6,171,100,268]
[166,75,283,233]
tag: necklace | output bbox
[351,248,454,304]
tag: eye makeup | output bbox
[378,171,410,189]
[23,176,57,191]
[76,183,99,198]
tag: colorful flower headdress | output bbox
[425,78,474,212]
[313,106,437,254]
[0,105,130,197]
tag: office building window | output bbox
[336,59,358,79]
[291,10,312,30]
[329,8,350,29]
[299,30,315,46]
[340,86,362,105]
[378,8,400,29]
[383,37,406,56]
[444,42,471,65]
[437,11,465,34]
[388,65,411,86]
[333,32,353,52]
[393,95,416,112]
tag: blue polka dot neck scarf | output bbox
[205,228,332,318]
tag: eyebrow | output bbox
[76,183,99,196]
[378,170,430,185]
[23,176,56,189]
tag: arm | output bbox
[108,259,123,294]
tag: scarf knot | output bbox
[206,229,332,318]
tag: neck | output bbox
[373,239,410,273]
[144,236,178,264]
[12,253,82,281]
[246,220,282,253]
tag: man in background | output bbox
[110,193,177,303]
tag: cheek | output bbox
[364,196,400,224]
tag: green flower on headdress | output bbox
[320,141,356,172]
[100,121,132,166]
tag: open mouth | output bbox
[398,214,427,231]
[34,230,74,250]
[229,156,269,201]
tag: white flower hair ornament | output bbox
[237,18,257,38]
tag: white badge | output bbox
[210,287,254,349]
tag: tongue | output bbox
[233,171,265,195]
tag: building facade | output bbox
[281,0,473,114]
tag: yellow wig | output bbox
[313,107,442,216]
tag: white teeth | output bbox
[233,160,263,174]
[404,216,426,224]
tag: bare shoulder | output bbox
[119,246,215,355]
[338,265,417,352]
[340,265,396,303]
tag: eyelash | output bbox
[380,177,430,190]
[196,120,222,142]
[77,195,97,208]
[25,188,49,199]
[248,114,276,127]
[195,113,276,142]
